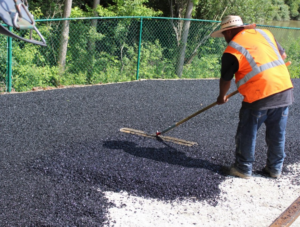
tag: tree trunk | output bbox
[185,6,228,65]
[91,0,100,27]
[87,0,100,83]
[175,0,193,78]
[58,0,72,72]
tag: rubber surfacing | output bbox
[0,79,299,226]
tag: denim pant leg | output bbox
[234,107,267,175]
[264,107,288,175]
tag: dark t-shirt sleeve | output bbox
[221,53,239,81]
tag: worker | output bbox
[211,15,294,179]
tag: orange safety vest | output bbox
[224,29,293,103]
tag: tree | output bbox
[29,0,65,19]
[270,0,290,20]
[58,0,73,72]
[175,0,194,77]
[87,0,100,83]
[168,0,280,77]
[225,0,276,23]
[96,0,162,17]
[170,0,227,77]
[285,0,300,20]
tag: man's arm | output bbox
[217,78,231,104]
[217,53,239,105]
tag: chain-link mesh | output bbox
[0,34,7,93]
[1,17,299,92]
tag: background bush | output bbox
[1,17,298,92]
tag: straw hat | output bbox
[211,15,245,38]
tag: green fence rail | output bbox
[1,16,300,93]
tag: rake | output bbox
[121,61,292,146]
[120,90,238,146]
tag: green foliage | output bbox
[31,7,44,19]
[87,39,177,83]
[227,0,277,23]
[4,17,300,92]
[70,6,92,18]
[272,0,290,20]
[97,0,163,17]
[182,55,220,78]
[95,5,117,17]
[285,0,300,20]
[29,0,65,19]
[283,36,300,78]
[13,65,59,92]
[139,40,177,79]
[196,0,277,23]
[88,52,136,84]
[27,0,299,23]
[0,34,8,92]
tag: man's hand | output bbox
[281,52,287,60]
[217,78,231,105]
[217,95,229,105]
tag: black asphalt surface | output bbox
[0,79,299,226]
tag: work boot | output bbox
[229,165,251,179]
[262,166,281,179]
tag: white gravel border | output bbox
[102,162,300,227]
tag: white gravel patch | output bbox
[102,162,300,227]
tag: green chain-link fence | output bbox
[1,16,300,92]
[0,30,8,93]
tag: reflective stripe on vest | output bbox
[228,29,285,88]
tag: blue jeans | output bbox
[234,106,289,176]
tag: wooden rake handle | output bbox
[156,90,238,136]
[156,61,292,136]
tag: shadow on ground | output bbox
[30,137,226,205]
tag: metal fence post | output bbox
[6,26,12,92]
[136,17,143,80]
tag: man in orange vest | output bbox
[211,15,294,179]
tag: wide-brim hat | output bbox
[211,15,245,38]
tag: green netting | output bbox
[1,17,299,92]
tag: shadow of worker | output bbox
[103,140,225,175]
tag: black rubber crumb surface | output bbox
[0,79,299,226]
